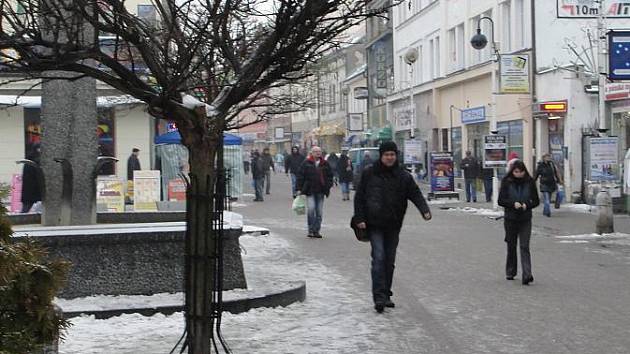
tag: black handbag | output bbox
[350,216,369,242]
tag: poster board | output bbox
[404,139,423,165]
[96,177,125,212]
[483,135,508,168]
[133,170,161,211]
[430,152,455,193]
[168,179,187,201]
[499,54,530,94]
[589,137,619,181]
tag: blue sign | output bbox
[609,31,630,80]
[461,106,486,125]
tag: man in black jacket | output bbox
[461,150,479,202]
[285,146,306,198]
[354,141,432,313]
[296,146,333,238]
[127,148,141,181]
[261,148,275,195]
[251,151,266,201]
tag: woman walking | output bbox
[338,150,353,201]
[498,160,540,285]
[534,153,563,217]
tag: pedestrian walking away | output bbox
[498,160,539,285]
[21,144,42,213]
[353,141,432,313]
[296,146,334,239]
[338,150,353,201]
[251,151,266,202]
[461,150,479,202]
[285,146,306,198]
[481,166,493,203]
[127,148,141,181]
[534,153,563,217]
[261,148,275,195]
[326,152,340,185]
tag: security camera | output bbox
[470,30,488,50]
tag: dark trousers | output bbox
[264,170,272,194]
[369,228,401,304]
[504,219,532,279]
[254,177,265,200]
[483,176,493,202]
[465,178,477,202]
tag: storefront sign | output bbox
[557,0,630,18]
[483,135,508,168]
[274,127,285,139]
[538,100,568,113]
[499,54,530,94]
[461,106,486,125]
[167,179,187,201]
[133,170,161,211]
[430,152,455,193]
[347,113,364,132]
[96,177,125,212]
[589,137,619,181]
[609,31,630,80]
[354,87,369,100]
[605,83,630,101]
[404,139,423,165]
[393,105,414,131]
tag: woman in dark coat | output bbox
[21,144,42,213]
[498,160,540,285]
[534,153,563,217]
[337,151,353,201]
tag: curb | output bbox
[61,281,306,320]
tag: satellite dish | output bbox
[404,48,419,65]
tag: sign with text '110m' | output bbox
[557,0,630,18]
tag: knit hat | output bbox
[379,141,398,156]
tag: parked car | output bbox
[348,147,380,189]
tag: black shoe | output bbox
[307,233,316,238]
[522,276,534,285]
[374,303,385,313]
[312,233,323,238]
[385,300,395,308]
[506,276,515,280]
[266,192,270,195]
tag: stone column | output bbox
[41,73,98,226]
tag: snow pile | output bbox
[560,203,595,214]
[447,207,504,218]
[427,198,460,205]
[555,233,630,246]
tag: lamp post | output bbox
[404,47,419,139]
[471,16,500,210]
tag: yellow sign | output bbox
[96,177,125,212]
[133,170,161,211]
[499,54,530,94]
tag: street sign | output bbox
[499,54,530,94]
[483,135,507,168]
[557,0,630,18]
[609,31,630,80]
[461,106,486,125]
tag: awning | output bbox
[0,95,142,108]
[155,131,243,146]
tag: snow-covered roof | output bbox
[0,95,143,108]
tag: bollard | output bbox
[595,189,614,234]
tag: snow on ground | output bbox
[427,198,460,205]
[554,233,630,246]
[560,203,596,214]
[59,231,421,354]
[446,207,504,218]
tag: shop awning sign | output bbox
[461,106,486,125]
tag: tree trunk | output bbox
[184,132,219,354]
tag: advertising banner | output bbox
[499,55,530,94]
[590,137,619,181]
[96,177,125,212]
[133,170,161,211]
[557,0,630,18]
[404,139,423,164]
[430,152,455,193]
[484,135,508,168]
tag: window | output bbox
[441,129,449,151]
[500,1,512,52]
[449,24,465,71]
[434,36,440,77]
[414,45,423,85]
[429,39,435,79]
[448,28,456,71]
[497,120,523,160]
[513,0,526,50]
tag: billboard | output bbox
[589,137,619,181]
[557,0,630,18]
[430,152,455,193]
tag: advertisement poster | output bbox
[404,139,423,164]
[430,152,454,193]
[10,174,22,213]
[483,135,508,168]
[168,179,187,201]
[96,177,125,212]
[133,170,161,211]
[393,105,414,131]
[557,0,630,18]
[348,113,364,132]
[590,137,619,181]
[499,55,530,94]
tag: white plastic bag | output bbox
[292,195,306,215]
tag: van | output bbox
[348,147,380,188]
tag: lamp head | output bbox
[470,29,488,50]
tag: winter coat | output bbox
[338,155,353,183]
[251,156,266,179]
[21,163,41,204]
[461,156,480,179]
[534,161,560,192]
[285,152,306,174]
[481,167,494,179]
[296,156,334,196]
[127,154,141,180]
[327,154,339,172]
[261,153,275,172]
[354,161,430,230]
[498,176,540,221]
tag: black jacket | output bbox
[285,152,306,174]
[354,161,430,230]
[461,156,479,179]
[296,157,334,196]
[534,161,559,192]
[498,177,540,221]
[127,154,141,180]
[21,163,41,203]
[261,154,275,172]
[251,156,265,179]
[337,155,353,183]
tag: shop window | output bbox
[441,128,449,151]
[24,108,41,158]
[497,120,524,163]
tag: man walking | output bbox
[261,148,275,195]
[285,146,305,198]
[127,148,141,181]
[251,151,265,201]
[534,153,563,217]
[461,150,479,203]
[296,146,333,238]
[354,141,432,313]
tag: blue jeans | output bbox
[290,173,297,197]
[254,178,265,200]
[483,176,493,202]
[369,228,400,304]
[465,178,477,202]
[306,194,325,234]
[340,182,350,194]
[542,192,552,216]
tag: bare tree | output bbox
[0,0,394,352]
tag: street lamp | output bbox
[404,47,418,138]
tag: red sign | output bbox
[605,83,630,101]
[168,179,187,201]
[539,100,568,113]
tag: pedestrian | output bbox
[461,150,479,202]
[338,150,353,201]
[21,144,42,213]
[243,152,250,175]
[275,151,285,171]
[327,152,340,185]
[285,145,306,198]
[360,153,373,172]
[498,160,539,285]
[353,141,432,313]
[534,153,563,217]
[481,166,493,203]
[296,146,334,239]
[127,147,141,180]
[251,151,265,201]
[261,148,275,195]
